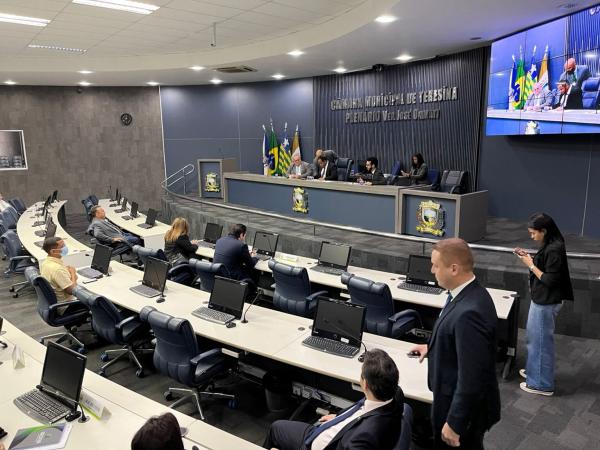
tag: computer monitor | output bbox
[40,342,87,404]
[252,231,279,257]
[121,197,127,210]
[145,208,157,226]
[208,276,248,320]
[113,188,119,202]
[51,190,58,203]
[129,201,138,218]
[117,190,122,203]
[142,257,169,293]
[405,254,437,286]
[90,244,112,275]
[318,242,351,269]
[46,219,57,239]
[312,297,365,347]
[203,222,222,244]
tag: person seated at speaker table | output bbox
[312,148,338,176]
[0,192,10,212]
[88,206,142,247]
[400,153,428,185]
[525,82,554,111]
[164,217,199,265]
[287,151,311,179]
[356,156,386,185]
[131,412,184,450]
[316,155,338,181]
[559,57,591,90]
[40,236,81,314]
[264,349,404,450]
[213,223,258,283]
[552,80,583,111]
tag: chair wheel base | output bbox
[77,347,86,354]
[98,370,106,377]
[228,399,238,409]
[136,369,144,378]
[100,353,110,362]
[9,287,14,292]
[164,391,174,401]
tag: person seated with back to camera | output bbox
[164,217,199,265]
[356,156,386,185]
[88,205,142,248]
[131,412,185,450]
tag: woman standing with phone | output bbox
[514,213,573,396]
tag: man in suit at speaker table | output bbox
[411,239,500,449]
[357,156,386,185]
[316,155,338,181]
[525,82,554,111]
[312,148,338,176]
[286,151,311,179]
[263,349,404,450]
[552,81,583,111]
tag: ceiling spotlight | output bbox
[333,67,347,74]
[4,80,17,85]
[78,81,92,86]
[287,50,304,57]
[375,15,397,23]
[210,78,223,84]
[189,66,204,71]
[272,74,285,80]
[395,54,413,62]
[78,70,93,74]
[146,81,159,86]
[72,0,159,15]
[0,13,50,27]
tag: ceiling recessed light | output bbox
[395,54,413,62]
[4,80,17,85]
[189,66,204,71]
[375,15,397,23]
[72,0,159,15]
[146,81,159,86]
[78,81,92,86]
[272,73,285,80]
[0,13,50,27]
[78,70,93,74]
[333,67,347,74]
[210,78,223,84]
[287,50,304,57]
[28,44,87,53]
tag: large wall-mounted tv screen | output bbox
[0,130,28,170]
[486,5,600,135]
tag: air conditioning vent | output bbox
[215,65,257,73]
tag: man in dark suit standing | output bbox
[316,155,338,181]
[411,238,500,449]
[264,349,404,450]
[213,223,257,284]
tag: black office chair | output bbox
[73,286,152,378]
[167,263,196,286]
[139,306,235,420]
[425,168,441,190]
[132,245,167,268]
[81,196,96,222]
[268,259,328,318]
[1,230,37,297]
[392,403,414,450]
[336,158,354,182]
[188,258,227,292]
[440,170,467,194]
[25,267,90,353]
[8,198,26,215]
[341,273,421,339]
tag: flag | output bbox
[538,45,549,92]
[267,121,279,176]
[508,55,517,111]
[277,122,291,175]
[262,124,270,176]
[512,48,526,110]
[290,124,301,160]
[522,45,538,103]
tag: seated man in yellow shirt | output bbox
[40,236,79,314]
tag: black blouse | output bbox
[164,234,198,263]
[530,240,574,305]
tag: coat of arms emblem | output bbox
[416,200,445,236]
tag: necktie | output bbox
[304,399,365,446]
[439,292,453,317]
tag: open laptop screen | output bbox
[203,223,222,243]
[318,242,351,269]
[312,297,365,347]
[252,231,278,257]
[46,220,57,239]
[142,257,169,293]
[145,208,157,226]
[90,244,112,274]
[41,342,86,403]
[406,254,437,285]
[209,276,248,319]
[129,201,138,218]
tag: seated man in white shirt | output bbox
[263,349,404,450]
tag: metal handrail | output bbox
[161,164,194,194]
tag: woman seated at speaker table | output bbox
[164,217,199,265]
[400,152,428,185]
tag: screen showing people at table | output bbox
[318,242,351,268]
[143,257,169,292]
[486,6,600,135]
[253,231,278,256]
[41,342,86,402]
[313,298,365,346]
[209,276,248,319]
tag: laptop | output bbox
[192,276,249,324]
[309,241,352,276]
[130,256,169,298]
[115,197,128,213]
[122,201,138,220]
[109,189,121,207]
[77,244,112,279]
[138,208,157,229]
[397,254,444,295]
[14,342,86,424]
[302,297,365,358]
[197,222,222,248]
[34,220,57,247]
[252,231,279,261]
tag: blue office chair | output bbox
[392,403,414,450]
[341,273,421,339]
[25,267,91,353]
[132,245,168,268]
[390,160,403,176]
[0,206,18,234]
[268,259,328,318]
[582,77,600,109]
[1,230,37,297]
[8,198,27,215]
[167,262,196,286]
[336,158,354,182]
[426,168,440,187]
[139,306,235,420]
[73,286,152,378]
[188,258,227,292]
[81,196,96,222]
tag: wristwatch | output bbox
[529,264,535,271]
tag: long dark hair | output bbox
[411,153,424,169]
[527,213,564,245]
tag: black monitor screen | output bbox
[114,188,119,202]
[121,197,127,209]
[318,242,351,268]
[253,231,278,256]
[145,208,157,225]
[117,190,122,203]
[142,257,169,292]
[407,254,436,284]
[41,342,86,402]
[130,202,138,218]
[91,244,112,274]
[203,223,222,243]
[46,220,57,239]
[313,297,365,347]
[51,190,58,202]
[209,276,248,319]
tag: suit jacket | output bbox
[318,389,404,450]
[213,234,257,280]
[88,218,125,244]
[286,161,311,178]
[361,168,386,185]
[525,91,553,108]
[409,164,428,185]
[427,280,500,436]
[317,162,338,181]
[553,86,583,110]
[530,240,573,305]
[560,65,591,90]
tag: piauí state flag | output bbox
[277,123,291,175]
[512,50,526,110]
[522,46,538,103]
[267,122,279,176]
[290,125,301,160]
[538,46,549,92]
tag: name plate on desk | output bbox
[80,390,109,420]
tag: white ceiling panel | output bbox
[253,2,323,22]
[163,0,245,17]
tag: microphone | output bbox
[241,291,261,324]
[323,318,368,359]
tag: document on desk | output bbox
[8,422,71,450]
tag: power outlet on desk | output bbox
[412,328,432,339]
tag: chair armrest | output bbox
[307,290,328,302]
[115,315,139,331]
[270,283,276,290]
[389,310,418,323]
[190,348,222,366]
[9,256,35,262]
[48,299,86,312]
[450,186,461,194]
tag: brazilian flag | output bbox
[512,56,526,110]
[267,125,279,176]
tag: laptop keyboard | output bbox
[397,282,444,295]
[33,220,45,227]
[302,335,359,358]
[77,267,103,279]
[192,307,235,324]
[130,284,161,298]
[34,230,46,237]
[310,265,345,276]
[14,390,71,424]
[197,241,215,249]
[138,223,153,229]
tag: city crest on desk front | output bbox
[292,187,309,213]
[416,200,446,236]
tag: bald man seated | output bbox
[286,153,311,179]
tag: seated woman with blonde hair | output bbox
[164,217,199,265]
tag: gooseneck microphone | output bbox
[241,291,261,324]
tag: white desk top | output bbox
[98,198,170,239]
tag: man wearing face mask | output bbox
[40,236,79,314]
